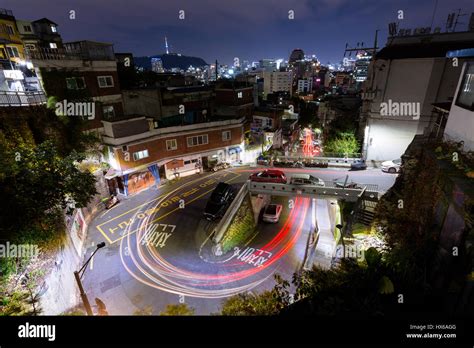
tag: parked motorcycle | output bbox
[104,195,120,209]
[292,161,304,168]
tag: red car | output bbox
[249,169,287,184]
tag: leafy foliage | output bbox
[220,195,256,253]
[324,131,360,156]
[159,304,195,316]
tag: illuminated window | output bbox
[6,25,14,35]
[455,62,474,111]
[187,134,208,147]
[166,139,177,151]
[66,77,86,90]
[49,43,57,49]
[97,76,114,88]
[6,46,20,58]
[51,25,57,33]
[133,150,149,161]
[222,130,231,141]
[102,105,115,119]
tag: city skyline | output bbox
[4,0,474,66]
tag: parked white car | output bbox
[262,204,283,223]
[381,159,402,173]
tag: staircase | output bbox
[355,199,377,225]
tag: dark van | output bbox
[203,182,235,220]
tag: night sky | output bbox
[4,0,474,65]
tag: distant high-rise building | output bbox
[297,79,312,93]
[259,59,277,71]
[263,71,292,99]
[354,52,371,83]
[289,48,304,64]
[151,57,164,73]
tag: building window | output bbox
[23,25,32,33]
[186,134,208,147]
[51,25,57,33]
[6,25,14,35]
[98,76,114,88]
[25,44,36,51]
[166,139,178,151]
[455,62,474,111]
[102,105,115,120]
[66,77,86,90]
[133,150,149,161]
[6,46,20,58]
[222,130,231,141]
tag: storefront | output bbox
[105,164,161,196]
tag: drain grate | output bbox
[99,274,121,293]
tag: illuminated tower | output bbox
[165,36,169,54]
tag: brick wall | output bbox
[116,125,243,171]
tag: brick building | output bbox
[101,116,245,195]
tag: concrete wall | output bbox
[364,56,465,161]
[122,89,162,118]
[39,171,109,314]
[365,117,419,161]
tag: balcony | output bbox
[26,41,115,61]
[0,91,47,106]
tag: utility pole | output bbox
[74,270,93,315]
[215,59,218,81]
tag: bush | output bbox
[324,132,360,156]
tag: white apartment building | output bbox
[263,71,292,99]
[361,30,474,162]
[444,60,474,150]
[297,79,312,93]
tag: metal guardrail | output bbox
[247,181,379,202]
[274,155,363,165]
[0,91,47,106]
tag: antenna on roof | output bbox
[453,8,467,32]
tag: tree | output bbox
[221,274,290,315]
[159,304,195,316]
[324,131,360,156]
[0,140,97,233]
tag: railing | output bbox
[247,181,379,202]
[26,46,115,61]
[0,8,14,16]
[0,91,47,106]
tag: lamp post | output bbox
[336,224,345,258]
[74,242,106,315]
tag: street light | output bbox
[74,242,106,315]
[336,224,346,251]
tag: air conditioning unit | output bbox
[414,27,421,35]
[122,145,129,152]
[434,27,441,33]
